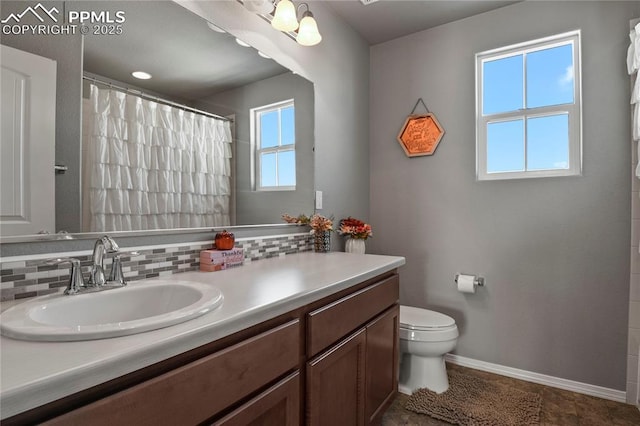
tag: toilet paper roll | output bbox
[457,274,476,293]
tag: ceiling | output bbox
[81,1,288,101]
[80,1,521,101]
[323,0,521,45]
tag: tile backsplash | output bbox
[0,233,313,301]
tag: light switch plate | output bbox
[315,191,323,209]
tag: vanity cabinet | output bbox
[306,275,399,426]
[9,270,399,426]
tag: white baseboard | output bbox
[445,353,627,403]
[398,384,412,395]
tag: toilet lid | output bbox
[400,305,456,330]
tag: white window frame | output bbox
[475,30,582,181]
[250,99,296,191]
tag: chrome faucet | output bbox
[44,236,128,296]
[88,235,120,286]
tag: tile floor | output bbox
[382,364,640,426]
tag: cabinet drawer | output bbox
[46,319,300,426]
[213,371,300,426]
[307,274,398,357]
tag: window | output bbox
[476,31,582,180]
[251,100,296,190]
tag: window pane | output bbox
[527,114,569,170]
[487,119,524,173]
[261,152,277,187]
[281,106,295,146]
[526,44,573,108]
[278,150,296,186]
[483,55,523,115]
[260,111,279,148]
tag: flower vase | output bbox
[314,231,331,253]
[345,238,366,254]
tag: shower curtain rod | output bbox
[82,75,232,122]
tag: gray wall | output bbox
[199,72,315,225]
[369,1,639,390]
[1,1,83,234]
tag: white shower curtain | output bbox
[84,84,232,231]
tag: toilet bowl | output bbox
[398,305,458,395]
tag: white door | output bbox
[1,45,56,236]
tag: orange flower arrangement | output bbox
[282,213,333,234]
[338,217,373,240]
[282,213,310,225]
[309,214,333,234]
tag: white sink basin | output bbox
[0,280,223,341]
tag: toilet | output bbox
[398,305,459,395]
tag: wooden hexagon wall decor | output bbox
[396,113,445,157]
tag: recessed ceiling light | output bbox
[206,21,226,33]
[243,0,274,14]
[258,51,271,59]
[131,71,152,80]
[235,38,251,48]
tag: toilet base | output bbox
[398,353,449,394]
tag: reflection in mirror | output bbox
[81,80,235,232]
[1,0,314,239]
[81,0,314,232]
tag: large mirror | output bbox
[1,0,314,239]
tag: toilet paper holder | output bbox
[454,274,485,287]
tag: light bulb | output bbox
[297,12,322,46]
[131,71,152,80]
[271,0,298,32]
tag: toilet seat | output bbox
[400,325,458,342]
[399,305,458,342]
[400,305,455,330]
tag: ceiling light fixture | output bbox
[271,0,298,32]
[206,21,226,33]
[271,0,322,46]
[243,0,275,14]
[296,4,322,46]
[235,38,251,47]
[131,71,152,80]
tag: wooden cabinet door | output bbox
[306,328,366,426]
[213,372,300,426]
[365,305,399,425]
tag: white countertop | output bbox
[0,252,405,420]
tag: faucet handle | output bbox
[107,254,126,286]
[45,257,85,295]
[107,251,137,286]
